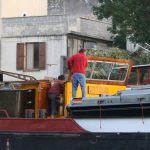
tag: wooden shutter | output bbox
[16,43,24,70]
[39,42,46,70]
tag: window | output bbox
[86,60,129,82]
[128,70,137,85]
[67,37,97,56]
[83,41,96,50]
[17,42,46,71]
[140,68,149,84]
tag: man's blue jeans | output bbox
[48,93,57,116]
[72,73,86,99]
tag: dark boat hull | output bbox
[0,132,150,150]
[0,118,150,150]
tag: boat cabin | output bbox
[128,64,150,86]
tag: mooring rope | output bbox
[99,105,102,128]
[140,101,144,124]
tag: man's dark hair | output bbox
[79,48,85,53]
[58,75,65,80]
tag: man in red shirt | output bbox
[67,48,88,101]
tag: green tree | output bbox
[130,48,150,64]
[86,48,130,59]
[93,0,150,47]
[86,48,150,65]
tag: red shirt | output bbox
[67,52,88,74]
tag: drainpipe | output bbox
[0,0,2,69]
[0,0,2,81]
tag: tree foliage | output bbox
[86,48,150,65]
[93,0,150,47]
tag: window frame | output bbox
[16,42,46,71]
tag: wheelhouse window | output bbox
[128,65,150,85]
[86,60,129,82]
[17,42,46,71]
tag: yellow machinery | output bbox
[0,70,39,118]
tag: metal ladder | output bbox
[0,70,37,81]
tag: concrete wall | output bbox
[64,0,99,32]
[48,0,98,17]
[2,15,67,37]
[1,0,47,18]
[1,15,68,80]
[47,0,112,40]
[0,0,2,69]
[1,0,112,41]
[65,0,98,18]
[79,18,113,41]
[1,0,98,18]
[1,35,67,81]
[0,0,1,18]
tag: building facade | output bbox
[1,0,47,18]
[0,0,113,81]
[0,0,2,74]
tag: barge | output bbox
[1,57,150,150]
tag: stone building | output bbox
[0,0,2,80]
[0,0,113,80]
